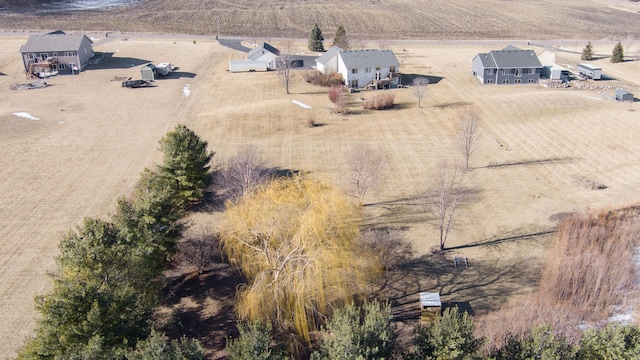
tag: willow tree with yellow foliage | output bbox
[220,174,379,345]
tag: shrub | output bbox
[363,93,395,110]
[357,229,413,270]
[305,115,316,128]
[328,85,343,103]
[304,70,344,87]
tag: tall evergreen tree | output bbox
[308,23,325,52]
[158,124,213,209]
[611,41,624,63]
[581,41,594,61]
[332,25,349,50]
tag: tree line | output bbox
[18,124,212,359]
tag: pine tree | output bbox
[332,25,349,50]
[308,23,324,52]
[157,124,213,209]
[611,41,624,63]
[581,41,594,61]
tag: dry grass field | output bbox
[1,31,640,357]
[1,0,640,40]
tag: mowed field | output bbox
[1,0,640,40]
[1,33,640,357]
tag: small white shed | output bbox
[419,292,442,322]
[615,89,634,102]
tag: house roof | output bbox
[315,46,343,66]
[615,89,632,96]
[475,46,542,69]
[339,49,400,69]
[19,32,92,53]
[247,42,280,60]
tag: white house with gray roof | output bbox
[19,30,93,76]
[471,45,542,85]
[315,47,400,89]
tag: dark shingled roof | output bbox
[19,32,92,53]
[476,46,542,69]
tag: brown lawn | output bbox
[1,33,640,358]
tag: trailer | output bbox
[542,65,569,81]
[122,79,152,88]
[228,60,268,73]
[141,64,157,81]
[156,63,174,77]
[577,63,602,80]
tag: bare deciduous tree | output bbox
[176,225,218,274]
[411,77,429,108]
[344,143,388,206]
[357,229,413,270]
[215,146,271,203]
[456,105,481,169]
[427,162,467,251]
[277,40,294,94]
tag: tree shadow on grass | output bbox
[162,262,244,358]
[371,227,551,347]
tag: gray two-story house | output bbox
[471,45,542,85]
[19,30,94,77]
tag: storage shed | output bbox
[141,64,157,81]
[616,89,634,102]
[577,63,602,80]
[419,292,442,323]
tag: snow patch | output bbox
[292,100,312,109]
[182,84,191,97]
[12,112,40,120]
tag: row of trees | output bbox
[581,41,625,63]
[227,300,640,360]
[308,23,349,52]
[19,125,212,359]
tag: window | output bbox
[487,79,494,84]
[64,51,77,57]
[59,63,65,70]
[365,68,371,73]
[515,69,522,77]
[52,52,58,57]
[501,69,510,75]
[502,79,509,84]
[529,68,536,74]
[350,80,358,88]
[390,66,396,73]
[352,68,358,74]
[528,78,536,83]
[515,79,521,84]
[41,53,49,61]
[375,67,381,71]
[27,53,36,60]
[486,68,495,75]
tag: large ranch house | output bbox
[315,47,400,89]
[19,30,94,78]
[471,45,542,85]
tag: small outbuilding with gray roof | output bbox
[247,42,280,70]
[472,45,542,85]
[315,46,400,89]
[615,89,634,102]
[19,30,94,76]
